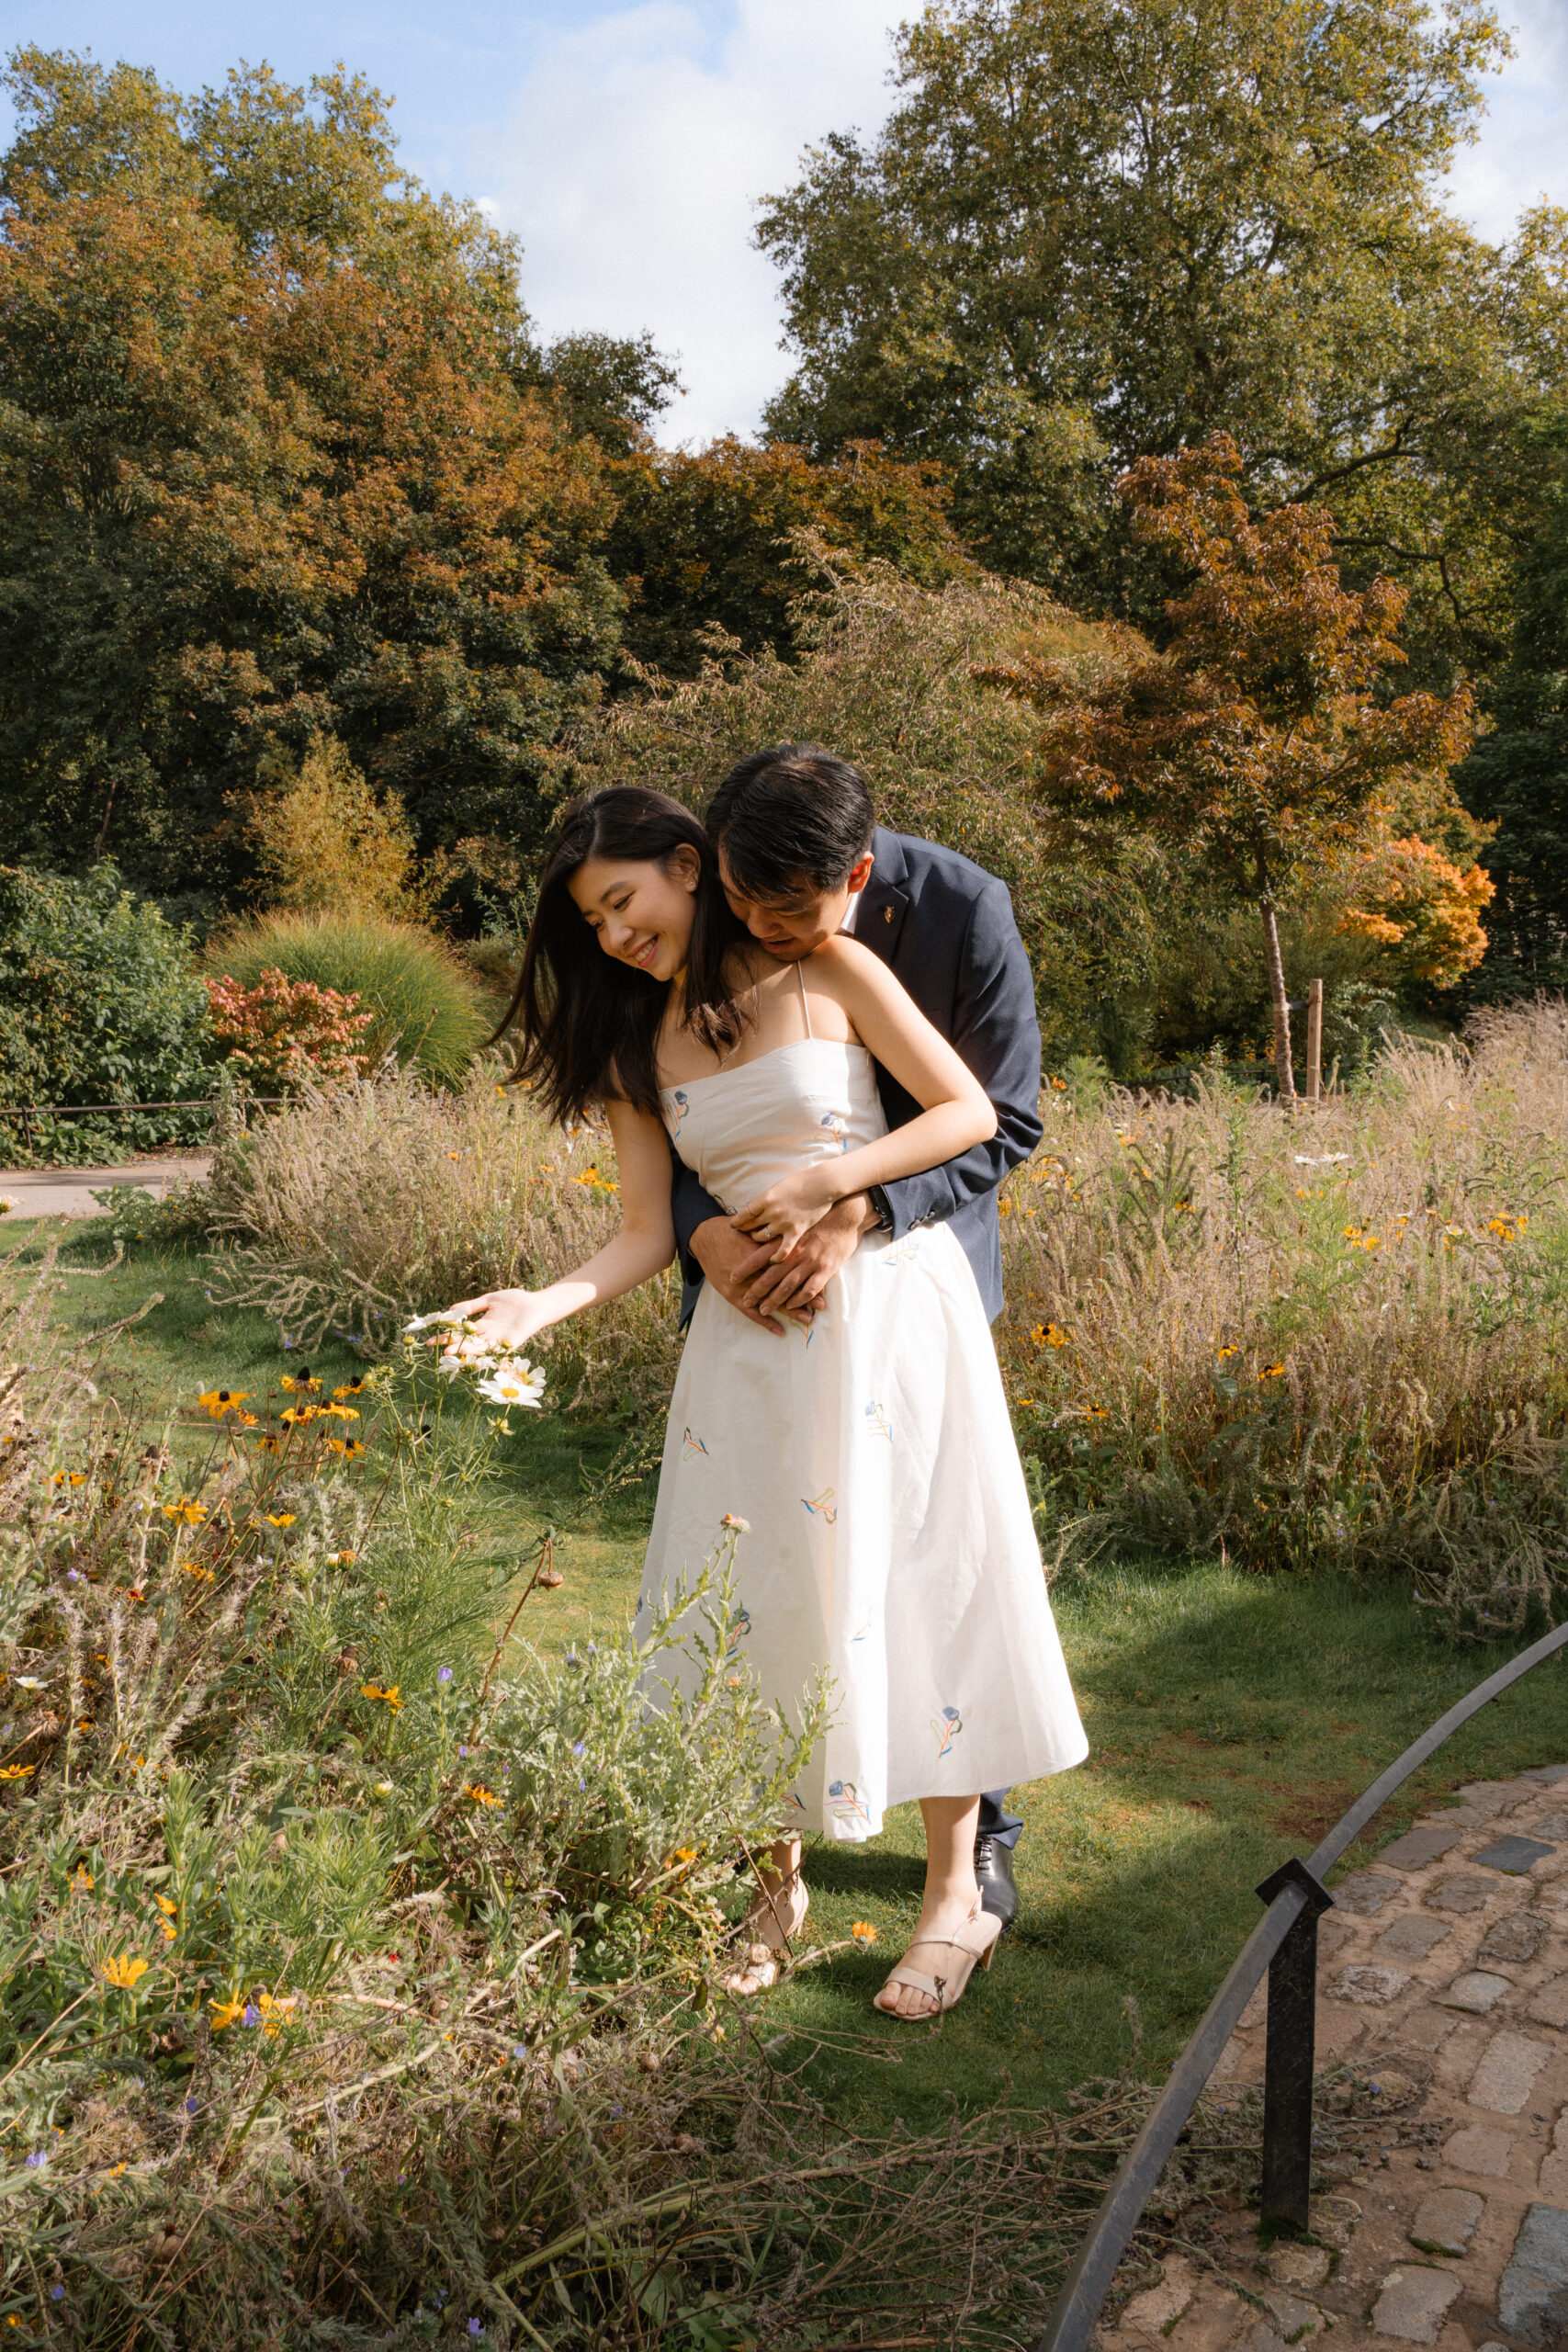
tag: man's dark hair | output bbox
[705,744,875,900]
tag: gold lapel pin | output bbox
[883,905,893,922]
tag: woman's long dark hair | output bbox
[495,787,751,1121]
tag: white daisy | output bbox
[476,1362,547,1410]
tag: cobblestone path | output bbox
[1105,1766,1568,2352]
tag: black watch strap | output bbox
[868,1185,894,1233]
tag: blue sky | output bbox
[1,0,1563,449]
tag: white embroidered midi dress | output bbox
[637,984,1088,1840]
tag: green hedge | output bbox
[0,865,216,1165]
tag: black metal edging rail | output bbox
[1037,1616,1568,2352]
[0,1099,285,1116]
[0,1097,286,1157]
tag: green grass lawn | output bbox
[13,1213,1568,2140]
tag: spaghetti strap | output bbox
[795,961,813,1041]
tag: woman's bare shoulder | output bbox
[807,933,907,1003]
[807,933,886,981]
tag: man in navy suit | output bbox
[671,743,1043,1928]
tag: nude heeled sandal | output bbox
[874,1904,1003,2019]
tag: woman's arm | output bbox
[732,938,997,1254]
[440,1098,676,1353]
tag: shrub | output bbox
[202,967,375,1091]
[1000,1000,1568,1637]
[244,733,425,921]
[0,864,216,1165]
[201,909,488,1084]
[565,549,1160,1060]
[200,1061,682,1415]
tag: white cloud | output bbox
[1446,0,1568,243]
[478,0,1567,449]
[477,0,904,447]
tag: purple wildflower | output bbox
[437,1667,453,1685]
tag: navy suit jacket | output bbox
[670,826,1043,1324]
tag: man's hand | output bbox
[740,1193,880,1323]
[689,1197,880,1332]
[689,1216,802,1335]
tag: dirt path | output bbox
[0,1156,212,1221]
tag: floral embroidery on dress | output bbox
[848,1618,871,1645]
[931,1703,964,1758]
[829,1778,871,1827]
[818,1112,850,1153]
[668,1089,691,1139]
[881,1235,923,1268]
[724,1604,752,1657]
[800,1487,838,1525]
[863,1398,891,1440]
[682,1428,709,1459]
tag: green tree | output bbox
[756,0,1564,679]
[521,329,685,457]
[1452,409,1568,991]
[606,436,969,675]
[985,436,1476,1099]
[0,49,622,914]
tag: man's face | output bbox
[717,846,874,962]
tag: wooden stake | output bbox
[1306,978,1324,1104]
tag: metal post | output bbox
[1306,979,1324,1105]
[1255,1858,1335,2233]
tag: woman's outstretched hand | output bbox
[731,1169,840,1258]
[436,1288,552,1356]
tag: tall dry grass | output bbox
[999,1001,1568,1634]
[201,1060,682,1417]
[197,1004,1568,1631]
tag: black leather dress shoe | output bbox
[974,1832,1020,1930]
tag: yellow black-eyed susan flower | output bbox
[197,1389,252,1419]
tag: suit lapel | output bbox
[855,827,911,966]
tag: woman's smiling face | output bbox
[568,848,700,984]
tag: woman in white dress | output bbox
[445,788,1087,2019]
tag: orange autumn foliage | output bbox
[1340,836,1495,988]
